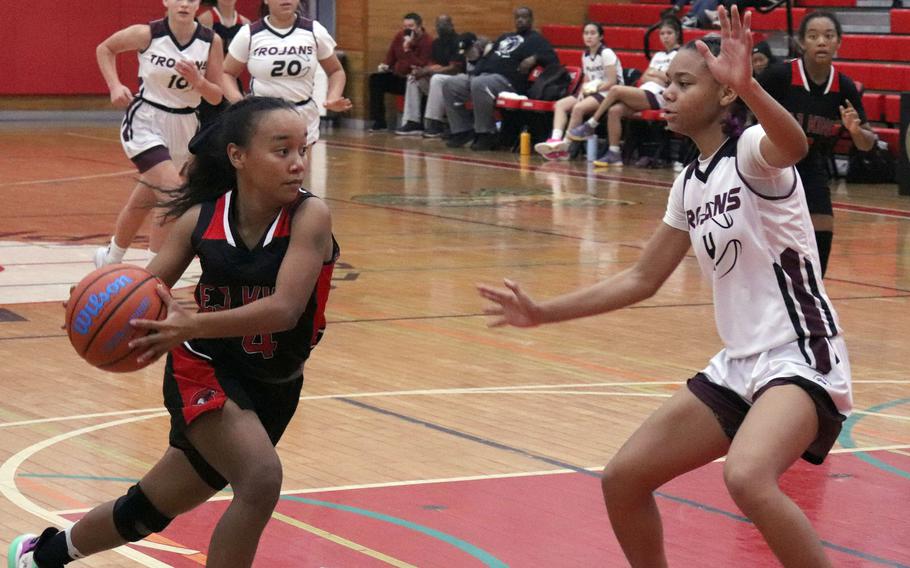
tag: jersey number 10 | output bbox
[168,75,189,89]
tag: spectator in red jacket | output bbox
[369,12,433,130]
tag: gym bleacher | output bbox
[539,2,910,156]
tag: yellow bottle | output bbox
[519,129,531,156]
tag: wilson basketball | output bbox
[65,264,167,373]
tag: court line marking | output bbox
[325,140,910,219]
[271,510,418,568]
[1,379,908,429]
[0,411,178,567]
[0,170,135,188]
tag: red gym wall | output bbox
[0,0,261,96]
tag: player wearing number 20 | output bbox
[222,0,351,146]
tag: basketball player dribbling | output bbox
[222,0,352,147]
[479,8,851,567]
[9,97,338,568]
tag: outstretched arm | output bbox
[478,222,691,328]
[697,5,808,168]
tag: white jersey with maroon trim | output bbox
[581,46,624,85]
[229,15,336,102]
[663,126,842,367]
[138,19,215,109]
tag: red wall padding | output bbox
[0,0,260,95]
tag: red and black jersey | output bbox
[186,189,339,383]
[758,58,866,190]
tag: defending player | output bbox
[95,0,224,267]
[479,8,850,567]
[222,0,351,146]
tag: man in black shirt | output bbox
[441,6,557,150]
[395,15,462,135]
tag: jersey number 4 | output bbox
[271,60,304,77]
[242,333,277,359]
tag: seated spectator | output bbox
[751,41,777,76]
[421,33,488,138]
[395,15,461,135]
[369,12,433,131]
[568,17,683,166]
[535,23,624,160]
[672,0,721,28]
[442,6,557,151]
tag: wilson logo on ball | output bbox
[72,275,135,335]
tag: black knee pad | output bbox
[112,484,173,542]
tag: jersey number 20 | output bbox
[271,60,304,77]
[242,333,277,359]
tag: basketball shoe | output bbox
[7,528,59,568]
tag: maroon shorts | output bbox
[687,373,845,465]
[590,92,606,104]
[643,90,661,110]
[163,344,303,489]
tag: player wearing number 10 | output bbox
[94,0,224,269]
[222,0,352,146]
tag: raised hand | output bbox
[477,279,542,328]
[839,99,862,134]
[129,285,195,364]
[696,5,754,92]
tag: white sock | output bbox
[609,145,620,153]
[586,118,598,128]
[106,237,127,263]
[64,526,85,560]
[550,129,563,141]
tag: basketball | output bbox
[65,264,167,373]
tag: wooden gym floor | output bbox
[0,121,908,566]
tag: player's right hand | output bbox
[110,84,134,108]
[477,278,542,328]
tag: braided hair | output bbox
[161,97,298,221]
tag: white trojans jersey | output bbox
[582,46,624,85]
[663,126,841,367]
[229,15,335,102]
[138,19,215,109]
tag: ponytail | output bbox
[161,96,298,221]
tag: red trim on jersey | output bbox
[208,9,221,24]
[790,59,802,87]
[273,208,292,239]
[310,261,335,346]
[829,69,840,93]
[202,194,228,240]
[171,345,227,424]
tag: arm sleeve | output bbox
[662,173,690,231]
[228,25,251,63]
[313,20,337,60]
[736,125,797,197]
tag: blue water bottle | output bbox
[586,135,598,162]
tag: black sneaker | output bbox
[446,130,475,148]
[395,121,424,136]
[369,120,388,132]
[470,132,499,151]
[422,119,446,138]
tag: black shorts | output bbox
[804,184,833,216]
[687,373,844,465]
[163,345,303,489]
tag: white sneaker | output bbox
[94,246,110,269]
[534,138,568,157]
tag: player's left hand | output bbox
[324,97,353,112]
[175,59,203,87]
[840,99,862,133]
[129,285,196,364]
[697,5,754,93]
